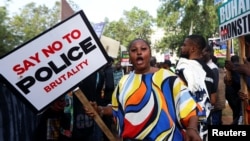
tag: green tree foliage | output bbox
[103,6,154,48]
[104,20,130,46]
[0,6,13,57]
[156,0,219,54]
[7,2,60,48]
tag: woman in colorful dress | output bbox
[85,38,201,141]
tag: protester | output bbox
[229,35,250,76]
[35,98,65,141]
[202,46,223,125]
[85,38,201,141]
[125,64,134,74]
[58,72,100,141]
[175,34,216,141]
[232,59,250,76]
[161,59,172,71]
[113,61,124,88]
[91,68,106,141]
[225,58,250,125]
[59,92,74,140]
[224,55,242,125]
[150,56,157,67]
[225,35,250,124]
[102,57,115,105]
[100,57,117,141]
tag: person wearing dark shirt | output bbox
[99,57,116,141]
[103,57,115,105]
[224,55,241,125]
[59,72,99,141]
[35,98,65,141]
[202,46,221,125]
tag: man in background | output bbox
[202,46,222,125]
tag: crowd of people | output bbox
[224,35,250,125]
[1,34,250,141]
[86,38,201,141]
[84,34,250,141]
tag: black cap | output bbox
[164,60,171,66]
[108,56,114,63]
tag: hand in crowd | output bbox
[185,130,202,141]
[232,59,250,76]
[238,91,248,101]
[224,60,234,86]
[223,75,232,86]
[84,101,99,118]
[185,116,202,141]
[224,60,235,71]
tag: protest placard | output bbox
[218,0,250,41]
[0,10,109,112]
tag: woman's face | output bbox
[129,40,151,74]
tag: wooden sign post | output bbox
[74,88,116,141]
[225,39,232,81]
[238,36,249,125]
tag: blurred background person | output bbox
[224,55,241,125]
[202,46,223,125]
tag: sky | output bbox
[1,0,161,23]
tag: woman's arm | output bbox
[185,116,202,141]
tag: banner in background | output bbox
[100,35,120,58]
[121,51,130,66]
[208,37,234,58]
[92,22,106,38]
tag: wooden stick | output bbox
[238,36,249,125]
[225,39,232,81]
[74,88,116,141]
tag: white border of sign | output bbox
[0,10,109,112]
[218,0,250,41]
[214,0,223,5]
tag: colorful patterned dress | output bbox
[112,68,197,141]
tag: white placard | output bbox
[218,0,250,41]
[0,10,108,111]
